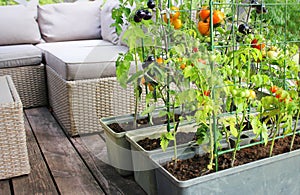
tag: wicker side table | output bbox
[0,75,30,180]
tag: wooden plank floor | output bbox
[0,107,146,195]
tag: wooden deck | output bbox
[0,107,146,195]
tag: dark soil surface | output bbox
[137,132,196,151]
[164,134,300,181]
[108,114,180,133]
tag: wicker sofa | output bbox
[0,0,139,136]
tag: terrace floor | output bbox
[0,107,146,195]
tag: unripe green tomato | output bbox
[232,69,239,76]
[239,71,246,78]
[227,69,232,76]
[204,37,211,43]
[209,54,216,61]
[244,89,250,98]
[239,91,246,97]
[231,89,238,96]
[267,50,278,59]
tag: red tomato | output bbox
[270,86,278,93]
[204,90,211,96]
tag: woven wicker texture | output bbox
[47,66,144,136]
[0,75,30,180]
[0,65,48,108]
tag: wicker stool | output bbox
[0,75,30,180]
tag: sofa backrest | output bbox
[0,0,123,46]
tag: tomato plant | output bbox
[111,0,300,174]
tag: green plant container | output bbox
[151,146,300,194]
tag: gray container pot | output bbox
[151,146,300,195]
[100,114,137,176]
[126,123,197,195]
[99,108,180,176]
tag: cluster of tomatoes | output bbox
[270,86,292,103]
[197,6,225,36]
[134,0,156,23]
[230,87,256,99]
[163,6,182,29]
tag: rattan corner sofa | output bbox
[0,0,138,136]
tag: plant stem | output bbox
[231,109,246,167]
[208,118,214,170]
[290,110,300,151]
[269,115,283,157]
[133,47,139,129]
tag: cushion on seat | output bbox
[0,0,41,45]
[0,44,42,68]
[37,40,131,81]
[38,1,103,42]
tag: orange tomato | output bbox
[170,6,180,19]
[163,13,173,23]
[141,77,146,85]
[251,39,266,50]
[257,43,265,50]
[198,58,207,64]
[156,57,164,64]
[212,10,225,25]
[199,6,210,20]
[180,64,186,70]
[198,21,210,36]
[148,83,154,91]
[172,18,182,29]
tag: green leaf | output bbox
[141,105,156,116]
[183,66,194,78]
[226,98,232,112]
[262,123,268,145]
[158,110,168,118]
[240,54,246,64]
[160,137,169,152]
[127,70,143,84]
[165,132,175,140]
[230,124,238,137]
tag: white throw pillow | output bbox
[0,0,41,45]
[38,1,102,42]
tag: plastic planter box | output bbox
[151,146,300,194]
[126,123,197,195]
[99,108,179,176]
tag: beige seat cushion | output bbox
[37,40,131,81]
[0,44,42,68]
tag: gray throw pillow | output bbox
[0,1,41,45]
[38,1,102,42]
[100,0,120,45]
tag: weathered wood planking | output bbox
[0,180,11,195]
[25,108,104,195]
[72,134,146,195]
[12,115,59,194]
